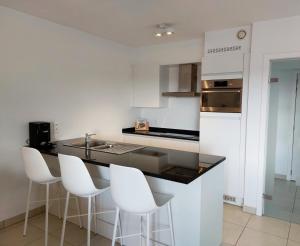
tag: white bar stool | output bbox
[21,147,83,246]
[58,154,123,246]
[110,164,175,246]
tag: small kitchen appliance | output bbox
[29,122,53,149]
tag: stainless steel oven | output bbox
[200,79,243,113]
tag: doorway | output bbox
[263,58,300,223]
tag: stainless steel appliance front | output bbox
[201,79,243,113]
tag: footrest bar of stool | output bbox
[152,228,171,234]
[67,210,115,219]
[30,196,80,203]
[116,232,142,240]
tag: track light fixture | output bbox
[154,24,175,37]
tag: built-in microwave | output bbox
[200,79,243,113]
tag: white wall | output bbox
[244,16,300,211]
[135,39,204,130]
[0,6,139,221]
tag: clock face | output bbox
[237,30,247,40]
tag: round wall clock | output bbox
[237,29,247,40]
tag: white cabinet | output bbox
[201,53,244,80]
[199,113,243,205]
[132,63,168,108]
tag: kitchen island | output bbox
[40,138,225,246]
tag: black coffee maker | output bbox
[29,122,53,149]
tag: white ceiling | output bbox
[1,0,300,47]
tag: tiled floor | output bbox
[1,204,300,246]
[223,204,300,246]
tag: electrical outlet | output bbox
[54,122,60,139]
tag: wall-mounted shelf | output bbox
[162,92,200,97]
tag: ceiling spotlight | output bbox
[166,27,174,36]
[154,23,175,37]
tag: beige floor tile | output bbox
[0,221,44,246]
[247,215,290,238]
[288,240,300,246]
[289,223,300,243]
[51,221,95,246]
[29,213,63,234]
[26,234,73,246]
[222,243,235,246]
[223,221,244,245]
[237,228,287,246]
[224,204,251,226]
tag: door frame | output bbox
[291,72,300,181]
[256,51,300,216]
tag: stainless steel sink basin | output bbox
[64,140,106,149]
[92,144,114,150]
[64,139,145,154]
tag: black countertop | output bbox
[40,138,225,184]
[122,127,199,141]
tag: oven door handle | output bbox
[201,89,241,93]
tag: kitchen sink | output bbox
[64,140,106,149]
[64,140,145,154]
[92,144,114,150]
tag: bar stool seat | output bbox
[110,164,175,246]
[21,147,82,246]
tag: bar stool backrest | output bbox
[58,153,97,197]
[22,147,54,183]
[110,164,157,214]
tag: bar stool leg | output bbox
[60,192,70,246]
[87,196,92,246]
[118,212,123,246]
[75,197,83,228]
[23,180,32,236]
[56,182,62,219]
[45,183,50,246]
[167,202,175,246]
[140,215,143,246]
[111,207,119,246]
[146,214,150,246]
[93,196,97,234]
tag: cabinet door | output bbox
[132,63,161,107]
[199,114,243,205]
[202,53,244,78]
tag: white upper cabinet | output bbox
[201,53,244,79]
[132,63,168,108]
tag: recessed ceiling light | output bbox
[154,24,175,37]
[166,27,174,36]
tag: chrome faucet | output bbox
[85,133,96,148]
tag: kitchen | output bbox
[1,1,300,246]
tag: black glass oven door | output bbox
[201,89,242,113]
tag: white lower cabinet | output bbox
[199,113,243,205]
